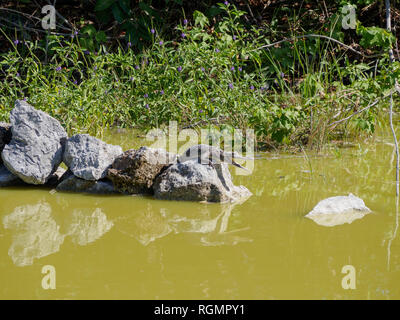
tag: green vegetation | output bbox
[0,1,399,149]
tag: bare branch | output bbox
[0,7,73,32]
[328,89,395,127]
[46,0,74,29]
[0,17,71,36]
[182,117,228,129]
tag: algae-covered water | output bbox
[0,130,399,300]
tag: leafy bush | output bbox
[0,1,398,148]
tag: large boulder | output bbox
[1,100,67,184]
[56,171,118,194]
[108,146,177,194]
[153,160,252,203]
[305,193,371,227]
[0,122,11,165]
[63,134,122,181]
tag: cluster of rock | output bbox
[0,100,251,203]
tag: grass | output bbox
[0,2,398,150]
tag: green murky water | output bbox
[0,130,399,300]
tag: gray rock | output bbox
[56,171,118,194]
[305,193,371,227]
[0,165,25,187]
[153,160,252,203]
[0,164,65,188]
[63,134,122,181]
[0,122,11,165]
[178,144,250,170]
[108,146,177,194]
[1,100,67,184]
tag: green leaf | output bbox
[81,25,97,37]
[357,25,395,49]
[218,21,229,33]
[79,38,95,51]
[118,0,131,13]
[207,6,222,17]
[95,0,115,11]
[193,10,209,28]
[95,10,112,24]
[139,2,153,15]
[112,3,125,23]
[95,31,107,43]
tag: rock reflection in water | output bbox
[116,199,252,246]
[306,210,370,227]
[115,204,174,246]
[2,202,65,267]
[3,201,114,266]
[66,208,113,246]
[3,195,250,267]
[199,198,253,246]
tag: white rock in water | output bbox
[307,193,371,215]
[305,193,371,227]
